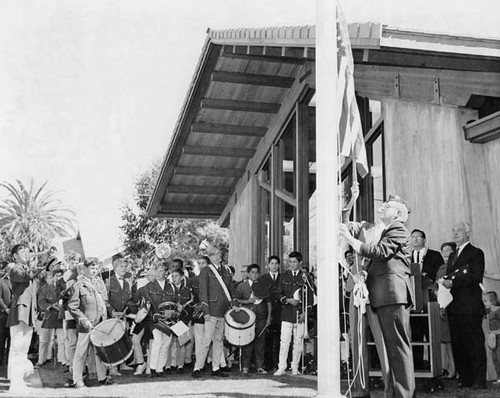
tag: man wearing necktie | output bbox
[442,221,486,389]
[340,194,415,398]
[262,255,281,371]
[274,251,313,376]
[409,228,444,370]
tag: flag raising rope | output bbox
[336,6,368,178]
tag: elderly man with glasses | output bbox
[340,194,415,398]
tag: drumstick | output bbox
[256,326,268,339]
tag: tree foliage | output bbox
[120,160,229,265]
[0,179,76,260]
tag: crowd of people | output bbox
[338,189,495,398]
[0,243,317,394]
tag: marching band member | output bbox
[235,264,272,374]
[67,258,113,388]
[189,256,207,373]
[191,255,237,378]
[7,244,45,393]
[106,253,136,375]
[165,267,193,373]
[144,262,172,377]
[273,251,313,377]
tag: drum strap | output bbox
[207,264,232,302]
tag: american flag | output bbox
[336,6,368,178]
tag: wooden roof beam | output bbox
[464,110,500,143]
[201,98,281,113]
[183,145,255,158]
[158,203,225,216]
[175,166,244,178]
[191,122,267,137]
[221,46,308,64]
[167,185,232,196]
[211,70,294,88]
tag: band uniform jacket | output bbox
[357,221,413,309]
[260,273,281,325]
[444,243,485,316]
[189,274,204,324]
[7,263,42,327]
[198,264,235,318]
[107,274,135,315]
[235,280,268,320]
[0,277,12,314]
[38,283,63,329]
[142,280,171,316]
[277,269,307,324]
[165,279,192,323]
[67,277,108,333]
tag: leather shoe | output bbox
[211,369,228,377]
[191,369,201,378]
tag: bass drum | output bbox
[90,319,133,366]
[224,307,256,347]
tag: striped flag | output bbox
[336,5,369,178]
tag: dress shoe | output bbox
[274,369,286,376]
[191,369,201,378]
[163,367,172,375]
[176,367,184,374]
[291,369,300,376]
[211,369,228,377]
[134,363,147,376]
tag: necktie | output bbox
[415,251,420,263]
[272,274,276,282]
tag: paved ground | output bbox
[1,363,500,397]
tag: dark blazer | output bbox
[142,280,171,315]
[260,273,281,325]
[107,274,134,314]
[420,249,444,282]
[445,243,485,316]
[198,264,234,318]
[277,269,306,323]
[236,280,269,320]
[38,283,63,329]
[0,278,12,313]
[360,221,413,309]
[7,264,43,327]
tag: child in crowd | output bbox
[483,290,500,384]
[37,270,65,367]
[235,264,271,374]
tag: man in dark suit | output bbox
[0,262,12,366]
[261,255,281,371]
[192,255,236,378]
[340,194,415,398]
[442,221,486,389]
[409,228,444,369]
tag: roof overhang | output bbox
[147,23,500,223]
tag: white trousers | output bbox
[194,316,224,371]
[131,327,145,364]
[150,328,172,371]
[277,321,304,372]
[63,321,77,369]
[38,328,54,364]
[54,328,66,364]
[8,322,34,389]
[72,332,107,383]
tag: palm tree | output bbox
[0,179,76,253]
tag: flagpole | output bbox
[317,0,342,396]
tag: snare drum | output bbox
[224,307,256,346]
[90,319,133,366]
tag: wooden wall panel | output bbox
[383,99,500,277]
[228,176,259,280]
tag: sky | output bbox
[0,0,499,258]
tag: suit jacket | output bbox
[359,221,413,309]
[68,277,108,333]
[141,280,171,315]
[198,264,235,318]
[0,278,12,313]
[260,273,281,325]
[420,249,444,283]
[444,243,485,316]
[6,263,41,327]
[107,274,134,315]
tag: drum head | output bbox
[225,307,256,329]
[90,319,126,347]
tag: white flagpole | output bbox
[317,0,342,397]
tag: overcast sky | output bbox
[0,0,498,258]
